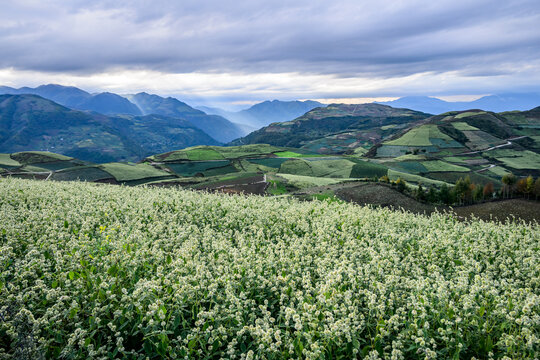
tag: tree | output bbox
[516,175,535,199]
[416,184,426,201]
[526,175,534,199]
[426,187,438,203]
[501,173,517,198]
[395,178,406,192]
[516,178,528,197]
[534,177,540,200]
[454,176,472,205]
[472,184,483,203]
[468,183,478,204]
[438,184,452,205]
[483,182,494,200]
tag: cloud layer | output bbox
[1,0,539,106]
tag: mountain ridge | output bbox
[0,94,218,162]
[0,84,245,142]
[198,99,325,129]
[126,92,244,143]
[230,103,432,153]
[377,93,540,114]
[0,84,142,115]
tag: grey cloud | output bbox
[0,0,539,96]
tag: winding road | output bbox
[461,136,528,155]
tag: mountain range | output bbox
[0,84,141,115]
[198,100,324,129]
[1,84,539,164]
[0,94,217,163]
[377,93,540,114]
[0,85,329,143]
[0,85,243,143]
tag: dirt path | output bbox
[476,164,496,173]
[461,136,528,155]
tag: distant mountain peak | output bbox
[378,93,540,114]
[0,84,141,115]
[127,92,243,142]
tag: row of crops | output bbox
[0,178,538,359]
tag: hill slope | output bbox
[127,92,244,142]
[0,94,218,162]
[231,103,432,153]
[370,108,540,178]
[74,92,142,115]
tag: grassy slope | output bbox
[100,163,172,181]
[278,158,356,178]
[384,125,450,146]
[230,103,431,151]
[388,169,451,186]
[421,160,469,172]
[150,145,284,162]
[275,173,345,188]
[0,153,21,167]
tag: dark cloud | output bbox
[0,0,539,99]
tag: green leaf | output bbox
[69,308,78,319]
[107,265,118,276]
[486,335,493,351]
[361,345,372,357]
[479,306,485,317]
[68,271,75,280]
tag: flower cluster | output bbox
[0,178,538,359]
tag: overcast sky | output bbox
[1,0,539,109]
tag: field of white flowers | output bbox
[0,178,538,359]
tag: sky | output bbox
[1,0,539,110]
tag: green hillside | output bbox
[230,103,431,153]
[0,94,218,163]
[1,105,539,207]
[371,108,540,180]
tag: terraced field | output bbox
[384,124,452,146]
[2,105,539,201]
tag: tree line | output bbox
[379,173,540,206]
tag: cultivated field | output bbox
[0,178,538,359]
